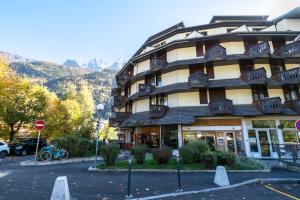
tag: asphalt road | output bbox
[0,157,300,200]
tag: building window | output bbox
[272,37,285,52]
[200,31,207,36]
[161,125,178,149]
[248,130,258,152]
[252,120,276,128]
[196,42,204,57]
[146,73,161,87]
[243,37,258,52]
[251,85,268,102]
[205,62,214,79]
[239,59,254,74]
[199,88,208,104]
[269,59,285,75]
[156,73,162,87]
[189,64,204,75]
[209,88,226,102]
[283,85,299,102]
[150,95,167,106]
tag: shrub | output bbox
[53,134,97,157]
[215,151,236,168]
[131,145,147,164]
[99,144,120,166]
[179,145,197,164]
[153,146,172,164]
[234,157,266,170]
[201,151,217,169]
[189,140,210,162]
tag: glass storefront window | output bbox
[235,131,245,155]
[283,130,298,143]
[252,120,276,128]
[161,125,178,149]
[280,120,296,128]
[269,129,278,152]
[248,130,258,152]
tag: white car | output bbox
[0,141,9,159]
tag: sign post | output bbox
[295,120,300,132]
[34,120,46,161]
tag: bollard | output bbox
[50,176,70,200]
[176,155,183,192]
[125,158,133,199]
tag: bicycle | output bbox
[39,144,69,161]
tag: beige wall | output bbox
[226,89,253,104]
[130,80,145,95]
[285,64,299,70]
[220,41,245,55]
[167,47,196,62]
[134,59,150,75]
[168,92,200,107]
[204,27,236,35]
[132,99,149,113]
[276,19,300,31]
[268,89,285,103]
[254,63,272,77]
[162,69,189,86]
[214,64,241,79]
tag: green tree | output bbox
[99,122,117,140]
[0,79,47,142]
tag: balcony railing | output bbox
[188,71,208,88]
[113,96,127,107]
[246,41,270,58]
[254,97,282,114]
[138,84,155,96]
[150,105,169,118]
[273,40,300,57]
[111,88,121,96]
[109,112,131,127]
[204,44,227,62]
[209,99,233,115]
[285,99,300,114]
[240,68,267,84]
[272,67,300,85]
[117,73,133,86]
[150,57,167,71]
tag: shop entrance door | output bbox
[256,129,278,158]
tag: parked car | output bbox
[0,141,10,159]
[10,137,46,156]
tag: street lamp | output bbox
[94,103,104,168]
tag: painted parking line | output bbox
[265,185,300,200]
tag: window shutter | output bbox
[199,88,208,104]
[209,88,226,102]
[189,64,204,75]
[239,59,254,74]
[196,42,204,57]
[206,62,214,79]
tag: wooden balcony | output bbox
[240,68,267,85]
[246,41,270,58]
[188,71,208,88]
[209,99,233,115]
[254,97,282,114]
[138,84,155,96]
[272,67,300,85]
[111,88,121,96]
[109,112,131,127]
[113,96,127,107]
[204,44,226,62]
[285,99,300,114]
[150,105,169,118]
[150,57,167,71]
[273,40,300,57]
[117,73,133,86]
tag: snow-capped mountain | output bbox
[83,58,108,70]
[109,57,126,70]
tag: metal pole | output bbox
[176,155,183,192]
[35,130,41,161]
[94,136,99,168]
[125,158,133,199]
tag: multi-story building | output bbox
[109,7,300,159]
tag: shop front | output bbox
[134,126,160,148]
[181,118,245,155]
[243,118,300,159]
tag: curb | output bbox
[87,166,270,173]
[133,178,300,200]
[20,157,103,166]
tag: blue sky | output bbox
[0,0,299,64]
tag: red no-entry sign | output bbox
[35,120,46,131]
[296,120,300,132]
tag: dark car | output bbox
[10,137,47,156]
